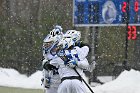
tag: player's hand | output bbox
[45,77,51,88]
[67,60,77,68]
[41,77,51,88]
[57,50,65,57]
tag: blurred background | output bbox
[0,0,140,83]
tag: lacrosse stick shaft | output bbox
[73,68,94,93]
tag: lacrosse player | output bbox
[41,25,63,93]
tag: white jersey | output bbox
[42,53,61,88]
[74,46,89,60]
[74,46,96,72]
[50,56,83,79]
[50,46,89,93]
[72,46,89,67]
[50,46,89,79]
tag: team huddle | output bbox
[41,25,96,93]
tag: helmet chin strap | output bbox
[43,45,52,54]
[63,44,68,50]
[50,51,56,56]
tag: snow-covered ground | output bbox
[0,67,140,93]
[0,67,42,89]
[92,69,140,93]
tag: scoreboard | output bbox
[73,0,140,26]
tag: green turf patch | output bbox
[0,86,43,93]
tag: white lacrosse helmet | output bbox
[43,34,54,53]
[43,34,53,43]
[43,25,63,43]
[57,37,75,50]
[43,25,63,54]
[49,25,63,43]
[64,30,81,43]
[50,25,63,37]
[43,33,63,53]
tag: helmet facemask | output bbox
[49,41,60,56]
[48,35,63,56]
[43,25,63,55]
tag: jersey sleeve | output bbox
[75,46,89,60]
[77,58,89,69]
[77,59,96,72]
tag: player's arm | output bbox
[74,46,89,60]
[76,45,96,72]
[65,48,96,72]
[67,57,96,72]
[78,59,96,72]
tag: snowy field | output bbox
[0,67,42,89]
[92,69,140,93]
[0,67,140,93]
